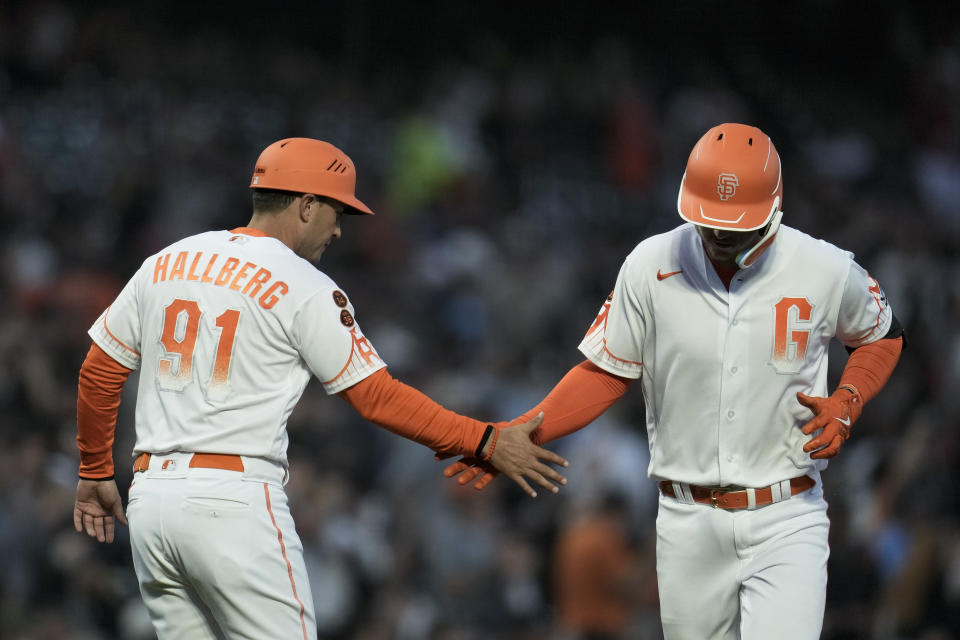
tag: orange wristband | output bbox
[481,427,499,461]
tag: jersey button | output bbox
[730,366,738,374]
[727,410,735,419]
[732,320,739,326]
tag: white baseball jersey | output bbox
[88,228,386,467]
[579,223,891,488]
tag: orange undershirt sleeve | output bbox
[506,360,632,445]
[838,336,903,403]
[77,343,134,479]
[338,368,488,457]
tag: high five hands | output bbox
[445,413,567,497]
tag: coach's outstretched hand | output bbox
[460,413,567,498]
[74,478,127,543]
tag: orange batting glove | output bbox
[797,385,863,459]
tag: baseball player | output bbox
[72,137,568,640]
[444,123,905,639]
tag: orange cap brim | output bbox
[330,193,374,216]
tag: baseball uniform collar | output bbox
[229,227,271,237]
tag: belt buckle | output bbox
[710,489,721,509]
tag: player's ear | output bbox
[297,194,312,223]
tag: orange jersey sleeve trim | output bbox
[510,360,632,445]
[338,368,487,456]
[603,341,642,367]
[322,352,355,387]
[838,336,902,404]
[102,305,141,359]
[77,342,134,478]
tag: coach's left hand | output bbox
[74,478,128,543]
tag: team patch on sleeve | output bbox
[578,292,643,378]
[857,274,892,343]
[837,266,894,348]
[332,290,348,308]
[320,326,385,393]
[867,276,887,306]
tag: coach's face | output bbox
[297,195,343,264]
[696,224,765,268]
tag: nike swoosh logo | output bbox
[834,416,851,426]
[657,269,683,281]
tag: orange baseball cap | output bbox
[677,123,782,231]
[249,138,374,215]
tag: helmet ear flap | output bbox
[736,209,783,268]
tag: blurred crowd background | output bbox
[1,2,959,639]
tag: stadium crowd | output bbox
[0,2,958,638]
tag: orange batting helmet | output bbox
[250,138,374,215]
[677,123,781,231]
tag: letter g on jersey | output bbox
[771,296,813,374]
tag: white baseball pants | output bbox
[126,453,316,640]
[655,478,829,640]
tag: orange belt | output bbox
[659,475,815,510]
[133,452,245,473]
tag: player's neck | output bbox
[707,257,739,289]
[245,213,298,252]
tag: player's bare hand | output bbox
[74,479,128,543]
[486,413,568,497]
[797,389,862,459]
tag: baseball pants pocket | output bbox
[181,495,251,513]
[176,480,316,640]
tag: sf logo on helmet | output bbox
[716,173,739,201]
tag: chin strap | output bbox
[736,209,783,269]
